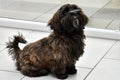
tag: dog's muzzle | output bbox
[73,17,79,29]
[69,9,80,28]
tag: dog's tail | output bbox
[6,33,27,60]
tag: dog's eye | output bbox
[63,8,69,15]
[64,12,68,15]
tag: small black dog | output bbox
[6,4,88,79]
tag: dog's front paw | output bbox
[67,66,77,74]
[56,74,68,79]
[67,68,77,74]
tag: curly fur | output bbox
[6,4,88,79]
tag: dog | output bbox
[6,4,88,79]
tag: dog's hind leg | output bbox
[16,62,21,71]
[20,65,49,77]
[21,69,49,77]
[51,64,68,79]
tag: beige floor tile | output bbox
[88,18,112,29]
[0,1,59,20]
[63,0,111,8]
[107,20,120,30]
[34,6,61,22]
[105,0,120,9]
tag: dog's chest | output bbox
[50,36,80,52]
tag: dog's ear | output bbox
[77,13,89,29]
[49,22,63,34]
[81,14,89,29]
[48,10,63,34]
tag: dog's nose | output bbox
[69,9,81,14]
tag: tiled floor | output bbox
[0,0,120,30]
[0,26,120,80]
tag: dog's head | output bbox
[48,4,88,34]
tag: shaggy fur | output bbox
[6,4,88,79]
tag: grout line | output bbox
[90,0,112,18]
[0,69,19,73]
[104,57,120,61]
[83,40,117,80]
[20,76,25,80]
[119,22,120,31]
[76,66,92,70]
[105,19,114,29]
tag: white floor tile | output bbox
[0,49,17,72]
[22,67,91,80]
[76,37,116,68]
[0,71,23,80]
[0,45,6,51]
[26,31,50,41]
[105,41,120,59]
[0,27,32,44]
[86,59,120,80]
